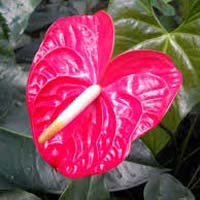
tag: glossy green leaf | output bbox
[108,0,200,154]
[104,140,167,191]
[0,189,41,200]
[105,161,167,191]
[59,175,110,200]
[0,127,69,193]
[26,1,69,33]
[151,0,175,16]
[26,0,109,33]
[144,174,195,200]
[178,0,200,22]
[126,139,159,167]
[0,0,41,46]
[0,62,30,135]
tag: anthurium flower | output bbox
[26,11,182,178]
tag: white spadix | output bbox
[38,84,101,144]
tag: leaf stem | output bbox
[191,179,200,190]
[159,123,178,152]
[175,117,197,174]
[187,163,200,189]
[182,146,200,164]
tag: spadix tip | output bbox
[38,119,64,144]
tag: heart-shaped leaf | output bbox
[108,0,200,154]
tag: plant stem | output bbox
[159,123,178,153]
[174,117,197,174]
[188,164,200,188]
[190,172,200,190]
[182,146,200,164]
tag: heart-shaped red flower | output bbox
[26,11,182,178]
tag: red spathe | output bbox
[26,11,182,178]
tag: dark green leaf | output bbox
[15,41,40,63]
[151,0,175,16]
[0,62,30,134]
[0,15,13,56]
[144,173,195,200]
[0,127,69,193]
[157,102,200,191]
[126,139,159,167]
[178,0,200,22]
[108,0,200,154]
[0,0,41,46]
[68,0,109,15]
[104,139,167,191]
[158,15,179,32]
[0,175,15,191]
[59,175,110,200]
[26,0,109,33]
[105,161,167,191]
[0,101,30,134]
[26,1,69,33]
[163,0,173,3]
[0,189,41,200]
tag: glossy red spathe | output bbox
[26,11,182,178]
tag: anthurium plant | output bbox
[0,0,199,199]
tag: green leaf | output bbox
[157,102,200,189]
[0,175,14,191]
[67,0,109,15]
[0,62,30,135]
[0,0,41,46]
[105,161,167,191]
[163,0,173,3]
[15,42,39,63]
[26,1,69,33]
[0,15,13,56]
[144,173,195,200]
[104,140,167,191]
[126,139,159,167]
[142,126,170,155]
[59,175,110,200]
[108,0,200,154]
[0,189,41,200]
[151,0,175,16]
[178,0,200,22]
[0,127,69,193]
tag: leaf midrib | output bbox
[0,126,32,139]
